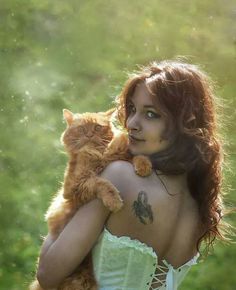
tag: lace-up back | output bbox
[92,228,199,290]
[150,263,169,289]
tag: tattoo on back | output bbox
[132,191,154,225]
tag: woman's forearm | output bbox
[37,199,109,288]
[37,210,92,288]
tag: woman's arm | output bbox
[37,198,110,288]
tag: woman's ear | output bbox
[63,109,74,126]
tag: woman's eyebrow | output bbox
[128,100,155,109]
[143,105,156,109]
[128,100,157,111]
[142,104,161,113]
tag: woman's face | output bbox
[126,82,170,156]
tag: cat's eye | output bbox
[95,125,102,131]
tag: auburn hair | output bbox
[116,60,232,254]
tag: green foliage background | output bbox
[0,1,235,289]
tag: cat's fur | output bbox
[30,108,152,290]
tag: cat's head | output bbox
[61,108,115,154]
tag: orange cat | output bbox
[30,108,152,290]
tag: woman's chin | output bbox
[128,145,144,156]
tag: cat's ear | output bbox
[63,109,74,126]
[102,107,116,117]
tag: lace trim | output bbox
[163,253,200,269]
[103,228,157,257]
[104,228,199,268]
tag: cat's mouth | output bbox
[80,137,108,147]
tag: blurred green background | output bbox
[0,0,236,289]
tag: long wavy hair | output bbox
[116,60,232,253]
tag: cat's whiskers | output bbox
[67,139,81,150]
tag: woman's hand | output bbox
[37,199,110,288]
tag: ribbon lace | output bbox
[150,264,168,289]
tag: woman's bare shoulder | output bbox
[99,160,139,193]
[102,160,134,172]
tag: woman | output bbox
[37,60,229,289]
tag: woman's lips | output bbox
[128,135,145,143]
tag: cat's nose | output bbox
[86,132,93,138]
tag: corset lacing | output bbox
[150,263,168,289]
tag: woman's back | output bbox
[92,160,201,289]
[103,160,202,268]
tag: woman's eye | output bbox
[146,111,160,118]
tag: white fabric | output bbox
[92,228,199,290]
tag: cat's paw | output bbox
[133,155,152,177]
[102,191,123,212]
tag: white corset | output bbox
[92,228,199,290]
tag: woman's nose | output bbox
[126,114,141,131]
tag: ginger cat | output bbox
[30,108,152,290]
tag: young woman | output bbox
[37,60,230,289]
